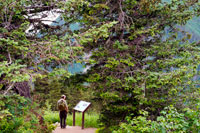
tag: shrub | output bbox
[114,105,200,133]
[0,94,52,133]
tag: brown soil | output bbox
[53,126,97,133]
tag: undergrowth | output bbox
[44,111,99,128]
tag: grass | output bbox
[44,111,99,128]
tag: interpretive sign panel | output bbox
[73,101,92,129]
[73,101,91,112]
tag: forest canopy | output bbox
[0,0,200,132]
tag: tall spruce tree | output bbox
[59,0,200,131]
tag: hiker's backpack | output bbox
[58,99,66,111]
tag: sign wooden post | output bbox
[82,112,84,129]
[73,101,91,129]
[73,110,75,126]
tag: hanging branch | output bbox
[118,0,125,41]
[7,51,12,65]
[3,82,15,95]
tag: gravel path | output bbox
[53,126,97,133]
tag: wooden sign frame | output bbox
[73,101,91,129]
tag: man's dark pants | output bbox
[59,110,67,128]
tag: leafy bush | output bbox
[114,105,200,133]
[0,94,52,133]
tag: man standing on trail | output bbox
[57,95,68,129]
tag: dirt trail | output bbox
[53,126,97,133]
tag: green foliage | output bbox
[34,74,101,113]
[0,61,29,82]
[44,110,99,128]
[1,0,200,132]
[114,41,129,51]
[59,0,200,131]
[0,0,83,94]
[0,94,52,133]
[74,21,118,44]
[114,105,200,133]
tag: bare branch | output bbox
[22,5,55,14]
[3,82,15,95]
[7,52,12,65]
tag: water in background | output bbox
[51,4,200,74]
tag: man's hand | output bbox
[66,106,68,112]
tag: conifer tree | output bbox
[60,0,200,130]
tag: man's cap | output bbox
[61,95,66,99]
